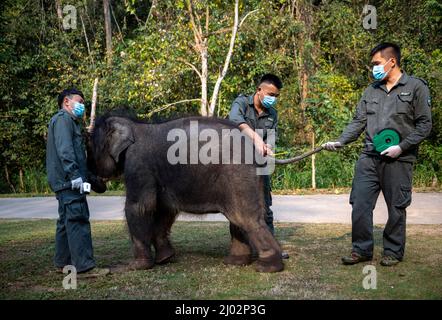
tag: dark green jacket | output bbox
[228,94,278,144]
[338,72,432,162]
[46,109,88,192]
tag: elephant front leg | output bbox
[125,200,155,270]
[224,223,253,266]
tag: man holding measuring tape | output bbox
[323,43,432,266]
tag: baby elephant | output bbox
[87,112,283,273]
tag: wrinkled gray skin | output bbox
[87,114,283,273]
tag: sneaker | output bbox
[341,252,372,265]
[380,255,400,267]
[77,267,110,278]
[281,251,290,259]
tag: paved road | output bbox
[1,193,441,224]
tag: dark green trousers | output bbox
[54,190,95,272]
[350,154,413,260]
[263,175,274,235]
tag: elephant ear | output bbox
[108,120,135,163]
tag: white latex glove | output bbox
[71,177,84,194]
[381,145,402,158]
[322,141,342,151]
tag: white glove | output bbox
[381,145,402,158]
[71,177,84,193]
[322,141,342,151]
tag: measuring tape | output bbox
[372,128,401,153]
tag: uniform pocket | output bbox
[264,119,274,129]
[65,197,90,222]
[349,188,355,205]
[396,95,413,114]
[365,98,378,135]
[366,98,379,114]
[394,184,412,209]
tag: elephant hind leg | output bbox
[248,224,284,273]
[224,223,253,266]
[152,205,177,264]
[225,209,283,273]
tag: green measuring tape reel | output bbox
[373,128,401,153]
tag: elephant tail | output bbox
[273,146,324,165]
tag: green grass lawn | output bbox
[0,219,441,299]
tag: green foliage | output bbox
[0,0,441,193]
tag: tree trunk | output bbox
[88,77,99,132]
[311,132,316,189]
[200,44,208,116]
[19,168,24,192]
[103,0,112,64]
[4,165,16,193]
[55,0,63,30]
[208,0,239,116]
[300,71,308,133]
[293,0,316,188]
[80,13,93,61]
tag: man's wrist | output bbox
[398,141,409,152]
[337,139,346,146]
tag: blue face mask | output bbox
[372,59,392,81]
[260,94,277,109]
[72,102,85,118]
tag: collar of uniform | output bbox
[248,94,270,117]
[247,94,254,106]
[60,108,78,121]
[376,72,409,92]
[397,72,409,85]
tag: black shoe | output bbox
[380,255,400,267]
[281,251,289,259]
[341,252,372,265]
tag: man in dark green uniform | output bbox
[323,43,432,266]
[46,88,109,276]
[229,74,289,259]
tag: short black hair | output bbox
[259,74,283,90]
[58,88,85,108]
[370,42,401,66]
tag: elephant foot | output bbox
[255,254,284,273]
[128,258,154,270]
[223,254,252,266]
[155,246,176,265]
